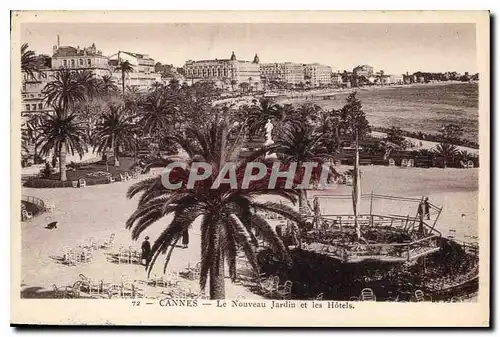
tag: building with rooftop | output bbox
[260,62,304,86]
[183,52,261,91]
[303,63,332,87]
[353,65,374,78]
[108,51,162,91]
[21,42,112,116]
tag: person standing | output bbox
[141,236,151,268]
[182,229,190,249]
[423,197,431,220]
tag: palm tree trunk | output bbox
[122,70,125,95]
[59,143,67,181]
[33,139,38,164]
[298,190,307,208]
[114,144,120,167]
[111,134,119,167]
[209,245,225,299]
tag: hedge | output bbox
[23,176,112,188]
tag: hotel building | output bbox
[303,63,333,87]
[21,42,112,115]
[183,52,261,91]
[260,62,304,86]
[108,51,162,92]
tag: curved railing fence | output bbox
[21,195,46,213]
[293,193,445,263]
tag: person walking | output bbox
[141,236,151,268]
[182,229,190,249]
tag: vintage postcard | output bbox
[10,11,490,326]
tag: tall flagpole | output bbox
[353,130,362,240]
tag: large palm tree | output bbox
[43,68,90,113]
[38,107,87,181]
[125,122,302,299]
[99,74,119,96]
[115,59,134,95]
[275,122,337,208]
[434,142,459,168]
[21,43,45,81]
[139,90,177,146]
[93,104,137,167]
[73,70,100,100]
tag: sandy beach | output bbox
[20,164,478,298]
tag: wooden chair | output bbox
[119,173,126,182]
[407,159,415,167]
[88,278,100,296]
[401,159,408,167]
[22,210,33,221]
[360,288,376,301]
[388,158,395,167]
[133,283,145,298]
[187,262,201,280]
[261,276,279,297]
[107,284,122,299]
[80,249,93,263]
[64,251,77,266]
[315,293,324,300]
[54,283,80,298]
[79,178,86,188]
[467,160,474,168]
[118,247,131,264]
[101,233,115,249]
[153,274,167,287]
[277,280,293,300]
[121,282,134,298]
[414,290,425,302]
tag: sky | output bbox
[21,23,477,74]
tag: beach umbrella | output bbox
[352,133,362,240]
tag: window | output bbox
[26,104,30,111]
[32,104,37,111]
[71,59,75,68]
[79,59,83,66]
[38,103,43,110]
[63,60,67,67]
[87,59,91,66]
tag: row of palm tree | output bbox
[20,43,361,300]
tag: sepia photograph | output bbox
[10,10,490,326]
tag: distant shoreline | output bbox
[273,80,477,102]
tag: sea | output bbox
[279,82,479,143]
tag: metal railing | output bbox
[21,194,47,212]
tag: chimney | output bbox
[57,35,60,48]
[52,45,57,55]
[77,45,80,53]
